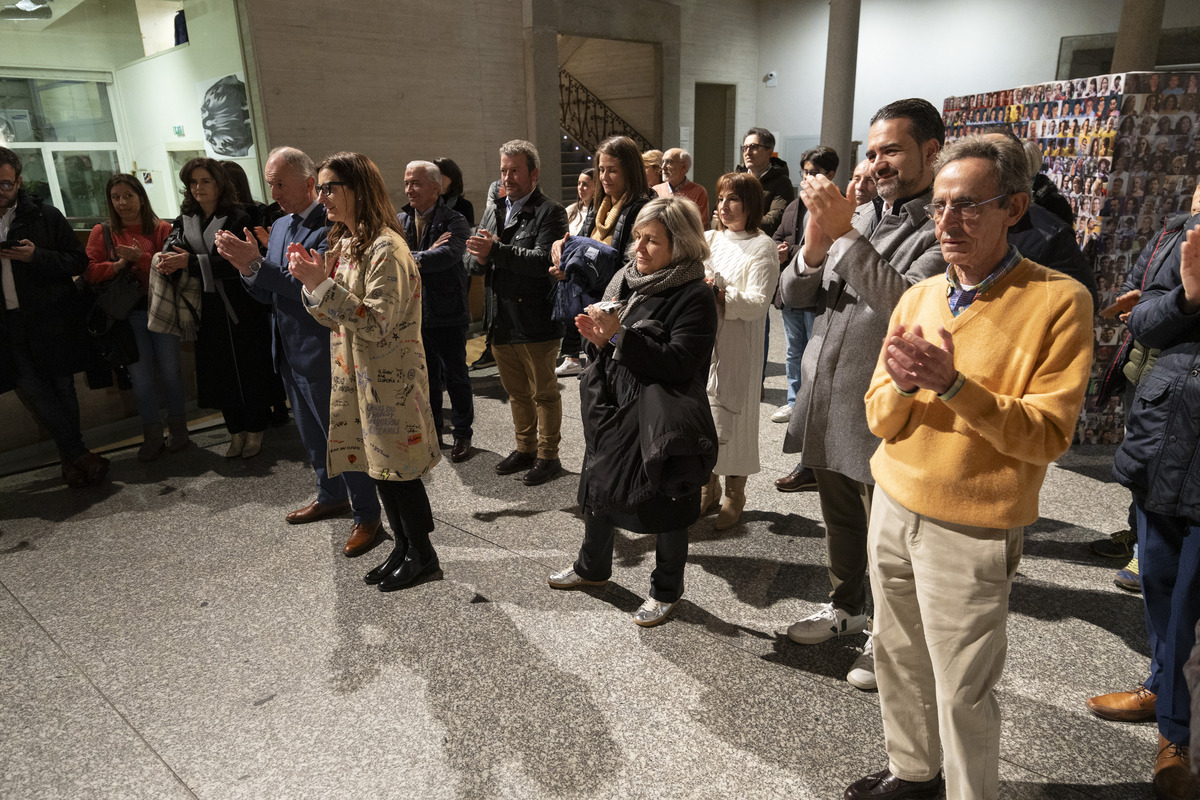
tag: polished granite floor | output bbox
[0,314,1161,799]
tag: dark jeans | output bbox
[1135,500,1200,744]
[423,324,474,439]
[376,477,435,553]
[574,513,689,603]
[7,308,86,460]
[814,467,874,616]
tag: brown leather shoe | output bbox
[1086,685,1157,721]
[285,499,351,525]
[343,520,385,557]
[1154,734,1196,800]
[775,465,818,492]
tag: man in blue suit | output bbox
[398,160,474,462]
[216,146,383,557]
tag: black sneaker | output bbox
[523,458,562,486]
[471,345,496,370]
[1091,528,1135,559]
[495,450,537,475]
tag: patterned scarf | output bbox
[602,257,706,322]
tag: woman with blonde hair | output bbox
[549,196,718,626]
[288,152,442,592]
[701,172,778,529]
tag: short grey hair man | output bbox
[266,145,316,180]
[498,139,540,173]
[405,159,442,186]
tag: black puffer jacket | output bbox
[1113,214,1200,523]
[0,192,87,392]
[466,186,568,344]
[577,275,718,531]
[736,157,795,236]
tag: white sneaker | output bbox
[633,596,679,627]
[846,628,876,690]
[771,404,793,423]
[555,357,583,376]
[548,567,607,589]
[785,603,868,644]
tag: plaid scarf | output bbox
[602,257,706,322]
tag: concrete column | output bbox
[819,0,861,187]
[1111,0,1164,73]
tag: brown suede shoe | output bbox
[285,499,351,525]
[343,520,384,557]
[1153,734,1196,800]
[1086,685,1157,722]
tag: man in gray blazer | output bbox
[777,98,948,691]
[216,146,382,558]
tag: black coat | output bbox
[577,275,718,532]
[466,186,568,344]
[167,208,274,413]
[0,192,88,392]
[398,199,471,328]
[1113,214,1200,523]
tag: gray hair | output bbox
[267,146,316,180]
[405,160,442,185]
[627,195,710,265]
[934,134,1032,201]
[499,139,540,172]
[666,147,692,171]
[1021,140,1043,181]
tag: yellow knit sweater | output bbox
[865,258,1094,527]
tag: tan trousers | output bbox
[492,340,561,459]
[867,486,1023,800]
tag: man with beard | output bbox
[776,99,948,691]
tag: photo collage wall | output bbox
[942,70,1200,445]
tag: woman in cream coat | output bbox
[702,172,779,529]
[288,152,442,593]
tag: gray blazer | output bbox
[780,192,947,485]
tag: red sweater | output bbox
[84,220,172,294]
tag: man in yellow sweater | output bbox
[844,136,1093,800]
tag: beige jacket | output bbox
[307,228,441,481]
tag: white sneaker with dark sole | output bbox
[771,404,793,423]
[784,602,868,644]
[633,597,679,627]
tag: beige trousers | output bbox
[867,486,1023,800]
[492,340,561,459]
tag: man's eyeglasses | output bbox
[0,181,18,192]
[741,143,767,154]
[923,193,1008,221]
[316,181,348,197]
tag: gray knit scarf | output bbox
[601,257,706,322]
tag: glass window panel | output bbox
[0,78,117,144]
[53,150,119,220]
[10,148,50,202]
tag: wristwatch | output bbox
[248,257,263,275]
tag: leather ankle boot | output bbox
[364,539,407,585]
[379,536,440,592]
[138,424,165,462]
[700,473,721,515]
[225,432,247,458]
[166,414,191,452]
[715,476,747,530]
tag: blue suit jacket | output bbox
[397,198,471,328]
[244,203,330,380]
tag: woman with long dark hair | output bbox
[288,152,442,592]
[154,158,273,457]
[85,174,184,460]
[433,157,474,227]
[549,135,652,376]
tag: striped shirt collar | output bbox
[945,246,1021,317]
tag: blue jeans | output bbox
[781,307,814,406]
[1135,501,1200,744]
[126,309,187,424]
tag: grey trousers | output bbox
[813,467,874,616]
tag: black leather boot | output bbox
[379,535,440,592]
[364,540,408,585]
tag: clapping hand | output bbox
[156,246,189,274]
[114,244,142,266]
[286,242,328,292]
[576,305,620,348]
[882,323,957,395]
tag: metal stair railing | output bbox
[559,67,654,154]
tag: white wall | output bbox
[756,0,1200,168]
[114,0,256,219]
